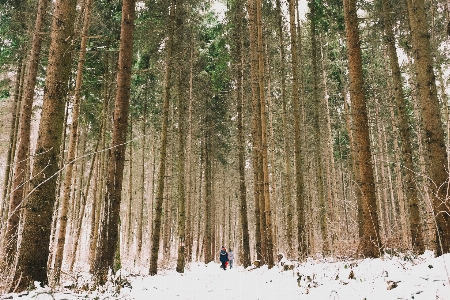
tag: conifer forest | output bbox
[0,0,450,294]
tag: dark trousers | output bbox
[221,261,227,270]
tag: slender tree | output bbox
[343,0,382,258]
[247,0,264,263]
[203,129,213,263]
[52,0,93,284]
[255,0,275,268]
[149,0,176,275]
[275,0,294,259]
[185,39,195,264]
[136,106,146,259]
[231,0,251,268]
[2,0,50,267]
[405,0,450,255]
[0,59,22,240]
[175,68,187,273]
[175,2,188,271]
[88,80,111,272]
[309,0,329,254]
[381,0,424,253]
[8,0,77,291]
[126,119,134,251]
[288,0,307,257]
[93,0,136,284]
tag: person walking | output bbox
[228,248,234,269]
[220,246,229,270]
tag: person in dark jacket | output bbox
[219,246,229,270]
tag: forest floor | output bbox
[1,250,449,299]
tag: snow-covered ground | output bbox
[1,251,449,299]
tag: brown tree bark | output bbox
[342,68,364,240]
[126,120,134,251]
[93,0,136,284]
[147,132,156,262]
[275,0,294,258]
[320,38,339,239]
[310,1,329,254]
[247,0,264,264]
[163,135,175,262]
[255,0,274,268]
[288,0,307,258]
[68,134,99,272]
[405,0,450,256]
[185,43,194,263]
[136,107,147,259]
[203,131,213,263]
[343,0,382,258]
[387,101,409,248]
[65,128,86,264]
[232,0,251,268]
[88,95,109,272]
[52,0,93,284]
[381,0,424,253]
[9,0,77,291]
[0,60,23,239]
[149,0,175,275]
[2,0,50,268]
[195,145,204,262]
[176,68,187,272]
[265,49,278,254]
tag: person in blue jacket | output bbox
[219,246,229,270]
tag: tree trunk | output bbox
[185,44,194,263]
[88,103,109,272]
[320,37,339,240]
[310,0,329,255]
[149,0,175,275]
[372,103,390,240]
[176,72,187,272]
[2,0,50,268]
[68,134,99,271]
[0,60,23,239]
[275,0,293,258]
[126,120,134,252]
[195,145,204,262]
[137,107,147,259]
[381,0,424,253]
[381,113,401,243]
[342,68,364,240]
[343,0,382,258]
[388,102,409,248]
[67,128,87,268]
[163,129,174,262]
[51,0,93,283]
[232,0,250,269]
[87,146,101,269]
[8,0,77,291]
[93,0,136,284]
[264,42,278,254]
[247,0,264,264]
[288,0,307,258]
[255,0,274,268]
[405,0,450,256]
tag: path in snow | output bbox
[127,263,301,300]
[124,252,450,300]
